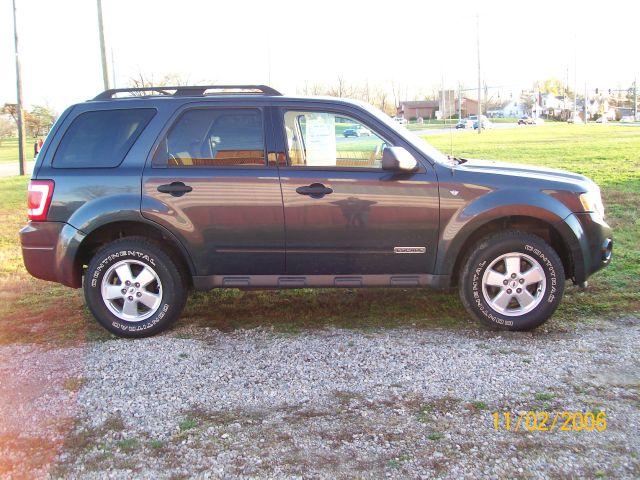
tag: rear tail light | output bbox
[27,180,54,221]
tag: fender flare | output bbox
[63,195,196,284]
[436,189,585,281]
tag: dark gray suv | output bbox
[20,85,613,337]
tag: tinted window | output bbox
[154,108,265,167]
[283,110,390,169]
[53,109,155,168]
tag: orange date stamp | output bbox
[492,411,607,432]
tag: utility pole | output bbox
[458,83,462,120]
[476,13,482,134]
[97,0,109,90]
[634,78,638,120]
[12,0,27,176]
[583,82,588,123]
[110,48,116,88]
[573,35,578,122]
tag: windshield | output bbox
[361,102,451,165]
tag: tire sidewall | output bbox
[464,236,564,330]
[84,243,182,337]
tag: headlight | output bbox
[579,189,605,220]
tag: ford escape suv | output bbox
[20,85,613,337]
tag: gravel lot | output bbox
[8,316,625,479]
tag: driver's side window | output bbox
[283,110,389,169]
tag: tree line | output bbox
[0,104,57,144]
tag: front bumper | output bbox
[562,212,612,283]
[19,221,86,288]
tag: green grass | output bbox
[534,392,555,402]
[179,418,198,432]
[0,137,37,163]
[0,123,637,343]
[427,124,640,190]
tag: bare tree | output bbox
[328,76,353,98]
[0,116,16,145]
[373,88,396,116]
[390,81,401,109]
[127,72,214,95]
[2,103,18,123]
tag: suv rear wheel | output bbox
[84,237,187,338]
[459,231,565,331]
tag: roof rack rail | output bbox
[93,85,282,100]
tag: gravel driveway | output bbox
[21,316,633,479]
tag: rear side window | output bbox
[53,109,155,168]
[153,108,265,167]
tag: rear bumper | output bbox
[562,212,612,283]
[20,221,86,288]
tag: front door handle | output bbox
[296,183,333,199]
[157,182,193,197]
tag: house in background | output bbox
[487,99,527,118]
[397,100,440,119]
[397,96,479,120]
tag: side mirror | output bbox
[381,146,418,172]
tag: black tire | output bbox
[459,230,565,331]
[83,237,187,338]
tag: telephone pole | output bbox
[476,13,482,134]
[12,0,27,176]
[573,35,578,122]
[634,78,638,120]
[97,0,109,90]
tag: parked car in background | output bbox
[620,115,636,123]
[567,115,584,124]
[393,117,407,125]
[473,118,494,130]
[20,84,612,337]
[518,116,534,125]
[456,119,474,129]
[343,125,372,137]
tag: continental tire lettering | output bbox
[110,304,168,332]
[90,250,157,289]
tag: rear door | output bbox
[141,103,285,277]
[273,103,439,275]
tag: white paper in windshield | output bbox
[304,113,336,166]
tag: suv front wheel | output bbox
[459,231,565,331]
[84,237,187,338]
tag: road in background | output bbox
[0,160,34,178]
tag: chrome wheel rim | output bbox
[100,260,162,322]
[481,252,546,317]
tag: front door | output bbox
[275,105,439,275]
[141,105,285,276]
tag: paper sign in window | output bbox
[304,113,336,166]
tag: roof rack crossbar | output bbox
[93,85,282,100]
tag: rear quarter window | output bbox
[52,108,156,168]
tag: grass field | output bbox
[0,123,637,344]
[0,137,37,163]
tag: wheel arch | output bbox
[447,215,576,287]
[74,220,195,287]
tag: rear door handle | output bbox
[296,183,333,199]
[157,182,193,197]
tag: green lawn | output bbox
[405,118,520,130]
[0,137,37,163]
[0,123,637,344]
[427,124,640,191]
